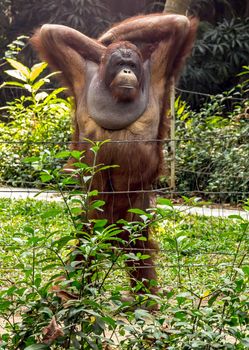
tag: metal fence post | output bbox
[170,79,176,190]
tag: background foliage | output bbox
[175,73,249,202]
[0,58,71,187]
[180,18,249,108]
[1,0,249,108]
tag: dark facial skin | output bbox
[104,48,143,102]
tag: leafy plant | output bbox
[180,18,249,108]
[175,75,249,203]
[0,190,248,348]
[0,144,160,349]
[10,0,110,39]
[0,57,71,187]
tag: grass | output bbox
[0,198,72,272]
[0,197,247,300]
[157,210,249,292]
[0,197,248,349]
[0,198,247,280]
[0,197,248,292]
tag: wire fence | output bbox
[1,135,249,197]
[0,136,249,268]
[0,125,248,350]
[0,82,249,295]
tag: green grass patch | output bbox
[0,197,248,295]
[0,198,248,349]
[0,198,72,278]
[157,211,249,292]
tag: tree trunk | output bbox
[245,2,249,17]
[164,0,192,15]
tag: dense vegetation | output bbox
[0,56,71,187]
[175,70,249,203]
[1,0,249,108]
[0,2,248,349]
[181,18,249,107]
[1,52,249,202]
[0,195,248,349]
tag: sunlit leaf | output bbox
[41,209,61,219]
[30,62,48,82]
[6,58,30,77]
[24,345,50,350]
[156,198,173,207]
[5,69,27,82]
[35,92,48,102]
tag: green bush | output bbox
[0,147,160,349]
[180,18,249,108]
[0,58,71,187]
[175,78,249,202]
[9,0,110,43]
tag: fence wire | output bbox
[0,135,249,271]
[0,136,249,277]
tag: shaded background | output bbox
[1,0,249,108]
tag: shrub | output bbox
[0,146,160,349]
[0,58,71,187]
[175,76,249,202]
[180,18,249,108]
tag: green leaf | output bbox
[228,215,244,220]
[93,219,108,228]
[40,174,53,183]
[208,292,220,306]
[1,81,25,88]
[91,200,105,209]
[5,69,27,82]
[24,226,34,234]
[71,150,83,160]
[128,208,147,215]
[6,58,30,77]
[24,345,50,350]
[52,236,74,250]
[30,62,48,82]
[91,145,101,154]
[174,311,187,320]
[23,156,40,163]
[177,236,187,244]
[55,151,71,158]
[34,277,42,288]
[41,209,61,219]
[156,198,173,207]
[71,207,82,215]
[97,165,119,172]
[139,254,151,260]
[242,266,249,276]
[101,316,116,329]
[32,80,46,91]
[134,308,151,320]
[72,162,89,169]
[88,190,99,197]
[61,177,78,185]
